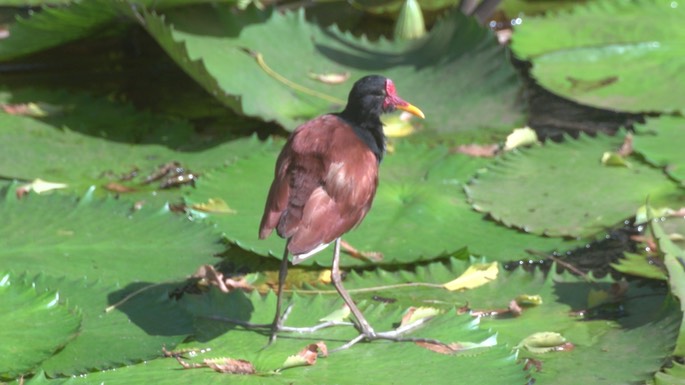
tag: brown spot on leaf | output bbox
[103,182,137,193]
[452,143,499,157]
[415,341,462,355]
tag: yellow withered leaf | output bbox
[191,198,236,214]
[443,262,499,291]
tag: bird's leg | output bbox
[331,238,376,338]
[330,238,455,352]
[268,242,291,345]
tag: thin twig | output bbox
[284,281,445,295]
[526,249,594,282]
[105,282,167,313]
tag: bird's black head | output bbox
[341,75,424,123]
[338,75,424,162]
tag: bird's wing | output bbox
[259,114,379,261]
[287,118,379,259]
[258,141,292,240]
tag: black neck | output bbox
[336,112,386,162]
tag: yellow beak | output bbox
[396,102,425,119]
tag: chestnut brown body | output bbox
[259,115,379,261]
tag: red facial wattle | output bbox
[383,79,425,119]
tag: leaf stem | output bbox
[244,49,346,105]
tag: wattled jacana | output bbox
[259,75,424,344]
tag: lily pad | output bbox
[143,6,523,135]
[54,290,526,385]
[0,90,273,200]
[0,185,222,285]
[0,274,81,380]
[633,116,685,183]
[0,0,232,60]
[465,133,683,238]
[511,0,685,114]
[313,257,677,384]
[649,217,685,356]
[186,142,580,266]
[30,275,194,376]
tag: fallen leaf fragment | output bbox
[508,299,523,317]
[308,71,350,84]
[515,294,543,306]
[453,143,499,157]
[319,304,351,323]
[415,341,462,355]
[204,358,256,374]
[517,332,572,354]
[279,342,328,371]
[443,262,499,291]
[318,269,332,284]
[192,264,254,293]
[400,306,441,327]
[418,334,497,354]
[601,151,631,168]
[617,133,633,156]
[103,182,137,193]
[191,198,236,214]
[172,351,255,374]
[504,127,539,151]
[16,179,68,198]
[1,102,64,117]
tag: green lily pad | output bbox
[633,116,685,183]
[53,290,526,385]
[0,273,80,380]
[28,275,193,376]
[533,313,681,385]
[143,6,523,135]
[313,257,677,384]
[0,0,232,60]
[655,361,685,385]
[186,142,579,266]
[649,217,685,356]
[0,185,222,285]
[465,133,684,238]
[0,90,273,200]
[510,0,685,114]
[612,252,668,280]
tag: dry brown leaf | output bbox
[280,341,328,370]
[415,341,461,355]
[617,133,633,156]
[400,306,440,327]
[192,264,254,293]
[508,299,523,317]
[103,182,137,193]
[205,358,256,374]
[300,341,328,364]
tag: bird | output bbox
[259,74,424,343]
